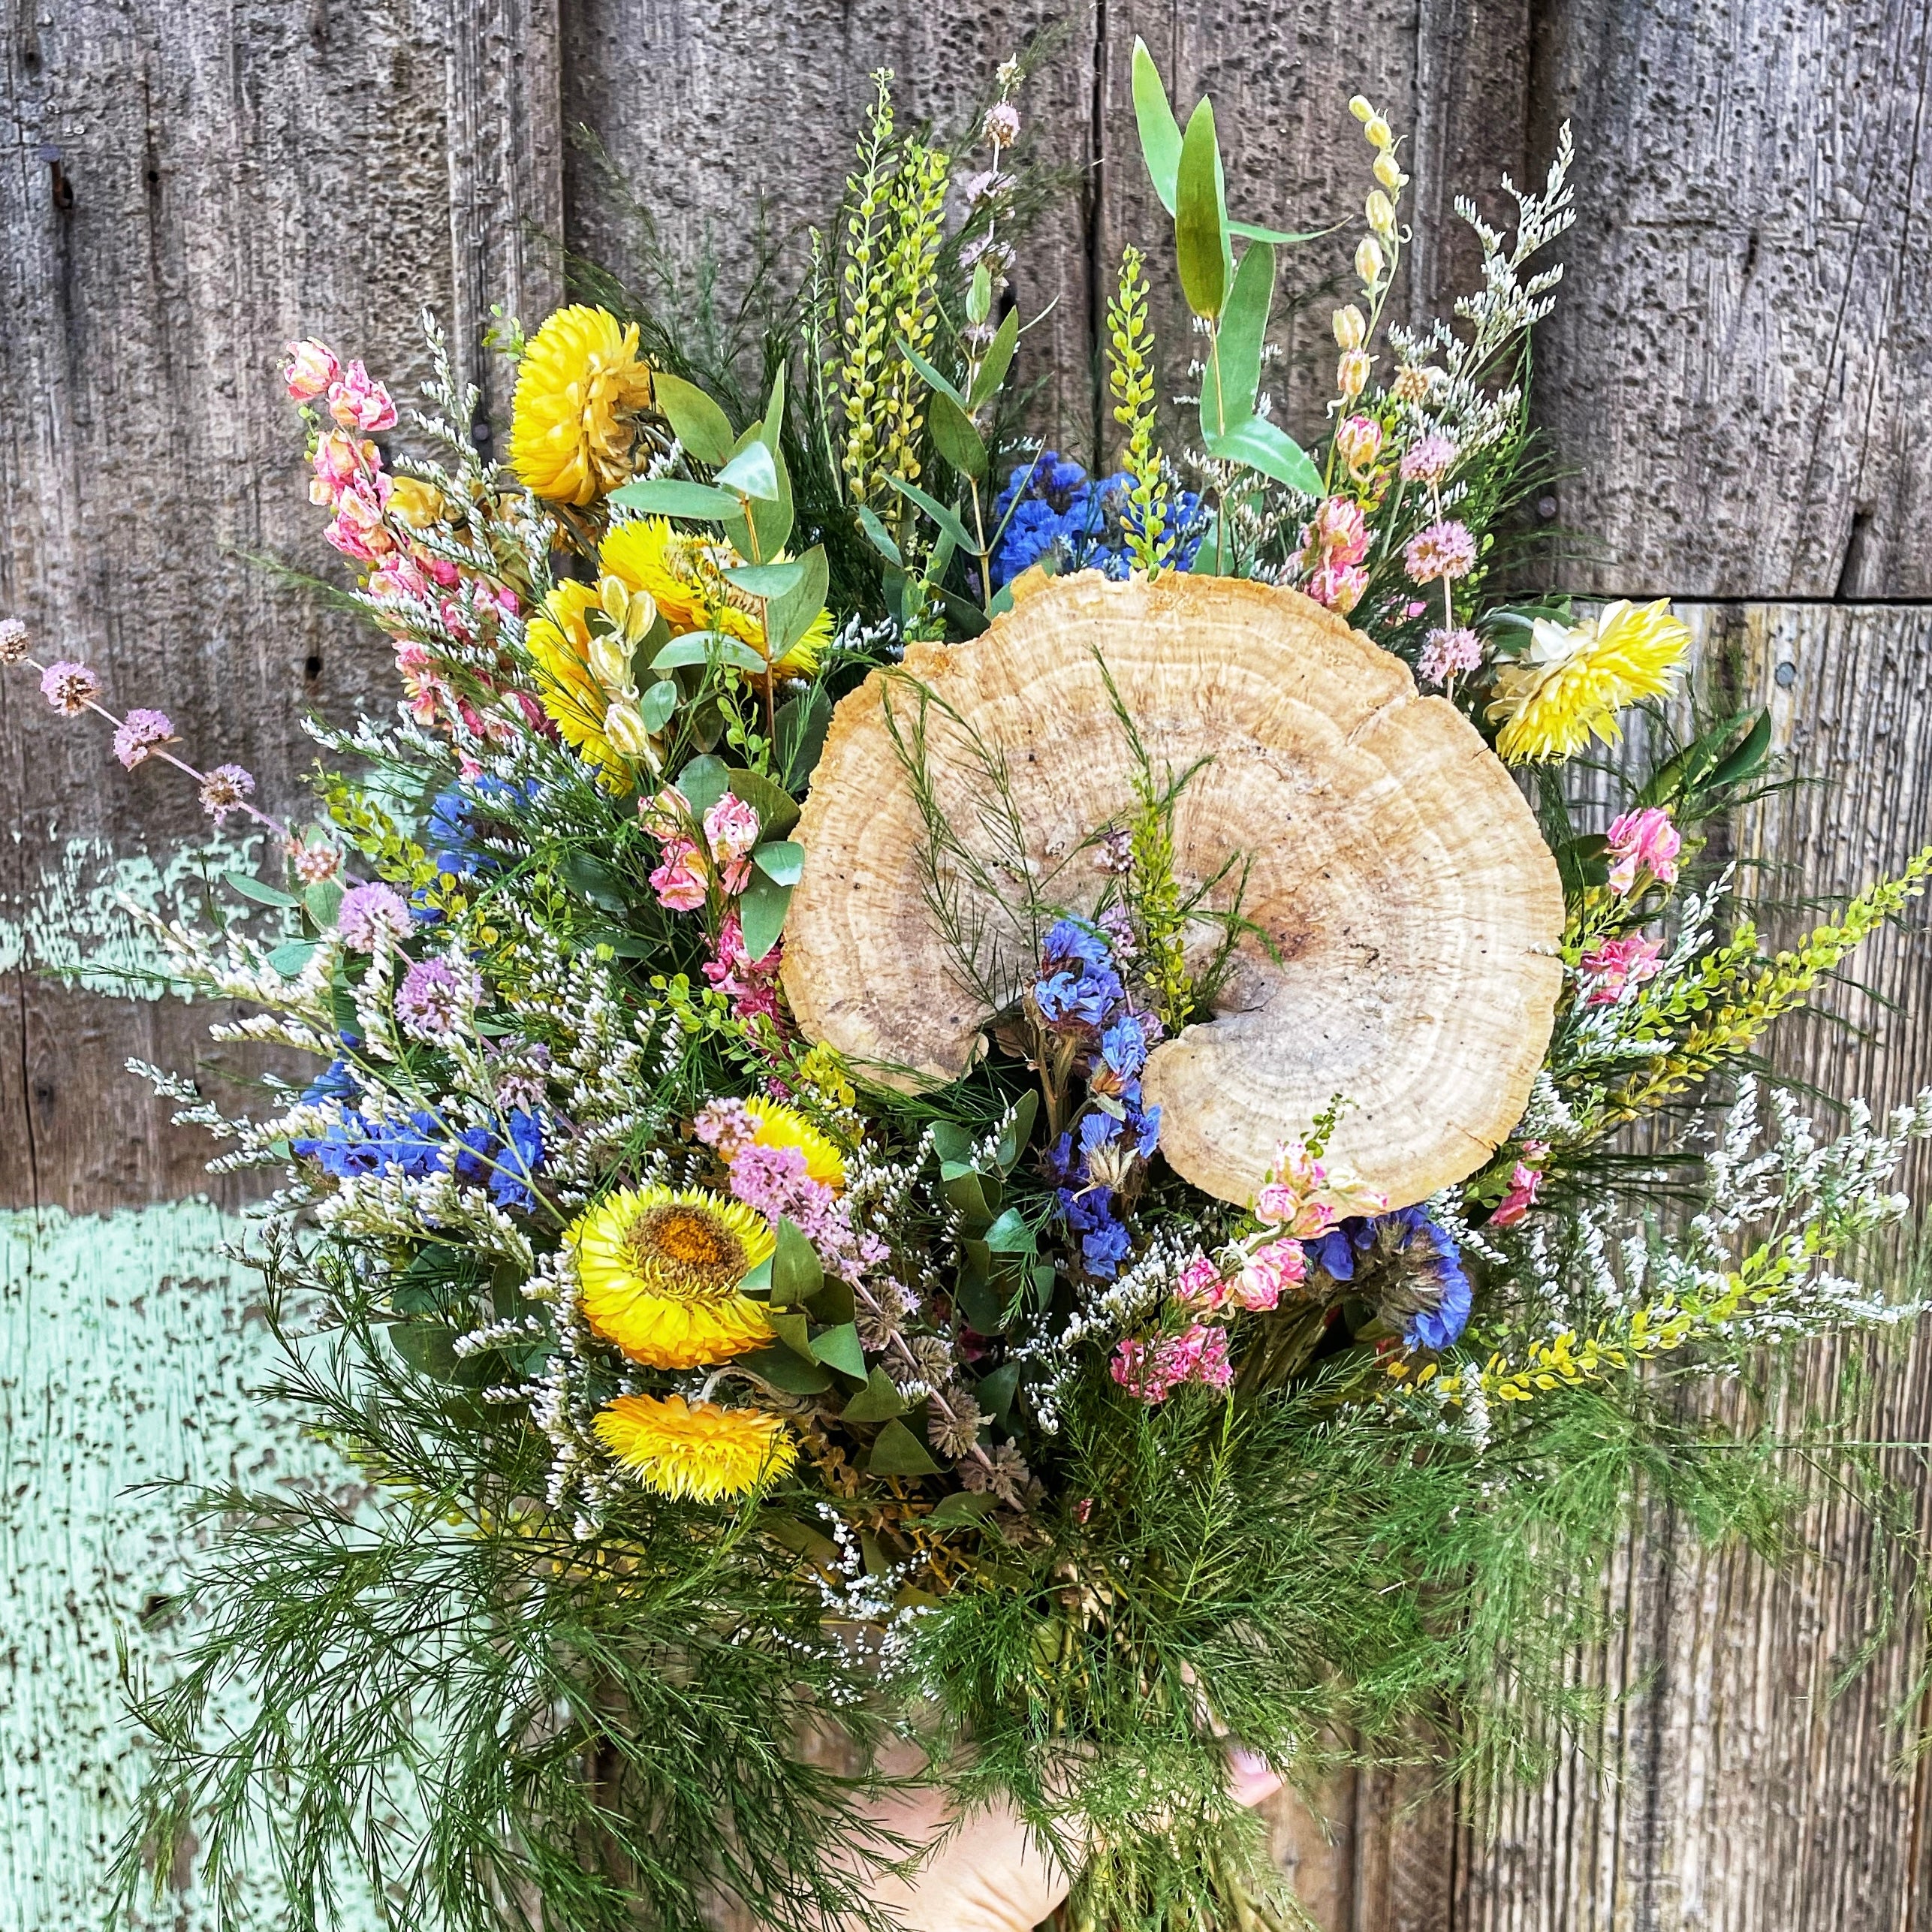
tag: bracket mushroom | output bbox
[782,571,1564,1208]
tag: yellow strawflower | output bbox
[595,1393,794,1502]
[603,518,831,679]
[1487,598,1690,765]
[571,1185,776,1368]
[526,581,628,786]
[743,1096,846,1189]
[510,305,654,505]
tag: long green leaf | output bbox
[608,478,737,520]
[895,335,965,407]
[966,306,1020,410]
[927,389,987,480]
[225,870,300,909]
[650,632,770,676]
[885,475,978,556]
[1175,99,1229,321]
[1131,38,1184,214]
[1206,239,1274,439]
[1205,414,1323,496]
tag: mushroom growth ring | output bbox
[782,571,1565,1208]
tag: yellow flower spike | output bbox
[571,1184,776,1368]
[595,1394,795,1502]
[1488,598,1690,765]
[510,305,655,505]
[743,1096,847,1189]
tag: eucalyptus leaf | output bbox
[927,389,987,480]
[1175,99,1230,321]
[966,306,1020,411]
[1131,37,1184,215]
[652,372,737,467]
[975,1361,1021,1425]
[841,1367,909,1423]
[928,1490,1002,1527]
[740,1342,833,1394]
[808,1321,867,1380]
[752,839,804,887]
[674,754,732,819]
[766,545,830,661]
[737,873,792,964]
[857,503,903,567]
[770,1216,824,1306]
[637,679,678,733]
[1205,414,1324,496]
[722,767,800,839]
[866,1417,942,1478]
[766,1307,816,1362]
[608,478,738,520]
[716,442,780,502]
[651,632,770,676]
[981,1207,1035,1255]
[724,561,805,601]
[885,475,977,556]
[225,870,300,909]
[775,686,833,788]
[269,939,320,978]
[304,879,345,930]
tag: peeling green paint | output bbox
[0,830,264,999]
[0,1200,381,1930]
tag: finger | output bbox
[1226,1744,1285,1810]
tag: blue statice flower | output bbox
[1099,1016,1149,1083]
[1035,968,1121,1027]
[1304,1207,1472,1352]
[1041,917,1112,968]
[294,1105,547,1212]
[990,454,1211,588]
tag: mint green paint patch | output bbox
[0,1200,381,1930]
[0,830,267,999]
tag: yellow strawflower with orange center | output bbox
[571,1184,775,1368]
[510,305,655,505]
[595,1393,794,1502]
[1488,598,1690,765]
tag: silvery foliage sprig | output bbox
[1388,122,1575,460]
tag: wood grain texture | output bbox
[0,0,560,1211]
[1528,1,1932,598]
[1459,604,1932,1932]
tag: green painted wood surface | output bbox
[0,1199,377,1930]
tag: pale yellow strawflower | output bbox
[595,1394,794,1502]
[510,305,654,505]
[1488,599,1691,765]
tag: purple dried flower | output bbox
[113,707,174,770]
[197,763,255,822]
[1399,434,1458,484]
[336,881,412,951]
[1416,626,1483,686]
[982,101,1020,149]
[395,955,479,1042]
[40,661,101,716]
[0,618,30,665]
[1403,520,1477,584]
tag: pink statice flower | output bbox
[1579,932,1662,1005]
[1399,433,1458,484]
[1304,562,1368,614]
[336,881,412,951]
[1403,599,1428,619]
[649,835,709,912]
[282,338,339,402]
[702,791,761,895]
[40,661,101,716]
[1233,1238,1307,1311]
[113,707,173,768]
[1416,626,1482,686]
[1605,806,1683,895]
[326,359,396,433]
[1334,414,1384,475]
[197,764,255,824]
[1404,520,1477,583]
[395,956,480,1042]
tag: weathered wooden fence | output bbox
[3,2,1930,1926]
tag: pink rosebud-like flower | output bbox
[1304,562,1368,614]
[1399,433,1458,484]
[703,791,761,867]
[1579,932,1662,1006]
[1334,414,1384,475]
[1234,1238,1307,1312]
[40,661,101,716]
[324,481,394,565]
[1416,625,1483,686]
[1489,1159,1543,1230]
[368,552,430,603]
[282,338,339,402]
[1307,495,1369,566]
[649,835,709,912]
[336,881,412,951]
[1177,1253,1223,1308]
[309,430,375,507]
[1605,806,1683,895]
[113,707,174,769]
[326,359,397,433]
[1404,519,1477,583]
[197,763,255,824]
